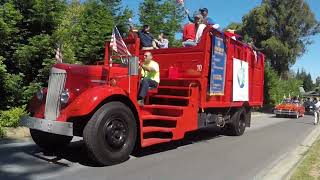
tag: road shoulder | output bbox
[259,122,320,180]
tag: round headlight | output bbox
[36,89,44,101]
[60,89,70,104]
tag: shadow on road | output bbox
[51,127,223,166]
[132,127,222,157]
[0,126,224,179]
[0,142,66,180]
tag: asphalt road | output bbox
[0,114,317,180]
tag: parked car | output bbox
[274,99,305,119]
[304,100,315,113]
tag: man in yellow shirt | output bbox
[138,52,160,106]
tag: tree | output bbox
[315,76,320,87]
[139,0,184,47]
[0,0,66,110]
[296,68,314,91]
[14,34,56,83]
[0,57,7,107]
[230,0,320,77]
[303,73,314,91]
[264,65,302,105]
[55,0,114,65]
[0,1,23,72]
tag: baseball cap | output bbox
[199,8,208,12]
[193,11,203,19]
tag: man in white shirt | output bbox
[314,98,320,125]
[182,12,206,47]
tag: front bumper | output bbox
[20,116,73,136]
[274,110,299,116]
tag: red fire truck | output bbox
[20,26,264,165]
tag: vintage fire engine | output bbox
[20,26,264,165]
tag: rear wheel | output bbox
[83,102,137,166]
[223,108,247,136]
[30,129,73,151]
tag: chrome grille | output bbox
[44,67,67,120]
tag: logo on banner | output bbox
[209,36,227,96]
[237,65,246,88]
[233,58,249,101]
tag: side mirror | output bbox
[129,56,139,76]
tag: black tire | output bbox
[83,102,137,166]
[30,129,73,151]
[224,108,247,136]
[276,114,281,118]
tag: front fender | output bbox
[61,85,128,119]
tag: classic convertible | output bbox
[274,99,305,118]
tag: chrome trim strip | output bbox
[20,116,73,136]
[274,110,299,115]
[91,80,107,84]
[45,68,67,120]
[51,67,67,74]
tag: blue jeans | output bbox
[138,78,158,99]
[182,40,197,47]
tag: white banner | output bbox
[233,58,249,101]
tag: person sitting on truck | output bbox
[248,38,263,51]
[199,8,219,27]
[138,52,160,106]
[127,24,138,39]
[182,12,206,47]
[182,22,196,45]
[185,8,220,29]
[138,25,158,50]
[154,32,169,48]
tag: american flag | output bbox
[110,26,131,56]
[176,0,184,5]
[55,47,63,63]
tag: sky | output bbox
[122,0,320,81]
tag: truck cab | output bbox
[20,26,264,165]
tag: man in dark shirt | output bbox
[138,25,158,50]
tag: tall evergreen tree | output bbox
[139,0,184,47]
[316,76,320,87]
[304,73,314,91]
[229,0,320,77]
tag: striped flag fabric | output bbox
[110,26,131,56]
[55,47,63,63]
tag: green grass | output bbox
[291,140,320,180]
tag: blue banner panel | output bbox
[209,36,227,95]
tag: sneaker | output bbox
[137,100,144,106]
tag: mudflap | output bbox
[245,109,251,127]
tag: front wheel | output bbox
[83,102,137,166]
[30,129,73,151]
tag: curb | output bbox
[251,112,269,117]
[0,137,32,145]
[260,123,320,180]
[0,127,31,145]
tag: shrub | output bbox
[264,65,302,105]
[0,125,5,138]
[0,107,28,128]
